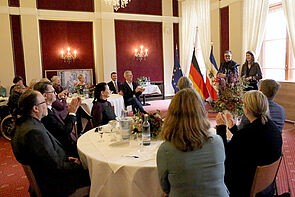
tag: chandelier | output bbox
[104,0,131,11]
[60,47,77,63]
[134,45,148,61]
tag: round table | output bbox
[77,126,163,197]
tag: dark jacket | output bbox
[107,81,122,94]
[217,117,282,197]
[241,62,262,89]
[11,116,89,196]
[218,60,239,76]
[121,81,142,103]
[41,108,77,155]
[91,99,116,127]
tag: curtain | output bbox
[195,0,211,70]
[180,0,197,76]
[180,0,211,76]
[282,0,295,58]
[242,0,269,61]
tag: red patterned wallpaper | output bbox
[220,6,229,63]
[10,15,26,84]
[115,0,161,15]
[8,0,19,7]
[37,0,94,12]
[173,0,179,17]
[39,20,95,82]
[115,20,163,82]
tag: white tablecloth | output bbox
[140,85,161,95]
[77,126,163,197]
[67,94,124,117]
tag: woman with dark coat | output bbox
[241,51,262,91]
[216,90,282,197]
[91,82,116,127]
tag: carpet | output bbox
[0,99,294,196]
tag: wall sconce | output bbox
[60,47,77,63]
[134,45,148,61]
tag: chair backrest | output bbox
[250,156,282,197]
[21,164,42,197]
[22,164,90,197]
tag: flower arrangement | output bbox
[74,82,86,95]
[132,110,164,139]
[209,74,248,117]
[137,76,150,86]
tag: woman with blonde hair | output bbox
[157,88,228,197]
[216,90,282,197]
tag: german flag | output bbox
[189,49,209,100]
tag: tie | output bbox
[114,82,118,93]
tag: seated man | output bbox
[121,70,147,114]
[34,82,80,155]
[11,90,90,197]
[107,72,122,94]
[7,84,26,113]
[0,81,7,97]
[10,76,24,95]
[239,79,286,132]
[51,76,69,120]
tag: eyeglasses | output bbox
[224,55,231,58]
[36,101,46,106]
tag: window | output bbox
[259,0,295,81]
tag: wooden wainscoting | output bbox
[274,81,295,122]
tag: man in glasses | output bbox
[217,50,239,83]
[34,81,81,156]
[11,90,90,196]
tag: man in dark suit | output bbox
[121,70,147,114]
[217,50,239,83]
[107,72,122,94]
[11,90,90,197]
[33,81,80,156]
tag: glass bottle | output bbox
[142,114,150,146]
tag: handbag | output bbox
[274,154,291,197]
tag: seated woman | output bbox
[157,88,228,197]
[216,90,282,197]
[91,82,116,127]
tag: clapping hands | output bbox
[216,110,235,129]
[68,97,82,114]
[135,87,145,92]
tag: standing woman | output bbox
[157,88,228,197]
[241,51,262,90]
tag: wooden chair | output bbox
[249,156,282,197]
[22,164,90,197]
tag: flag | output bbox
[189,49,209,100]
[206,47,219,100]
[172,47,183,93]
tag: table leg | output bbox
[142,94,150,106]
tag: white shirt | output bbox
[126,81,133,91]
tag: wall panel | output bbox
[220,6,229,63]
[37,0,94,12]
[39,20,95,82]
[10,15,26,84]
[115,20,163,82]
[115,0,161,15]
